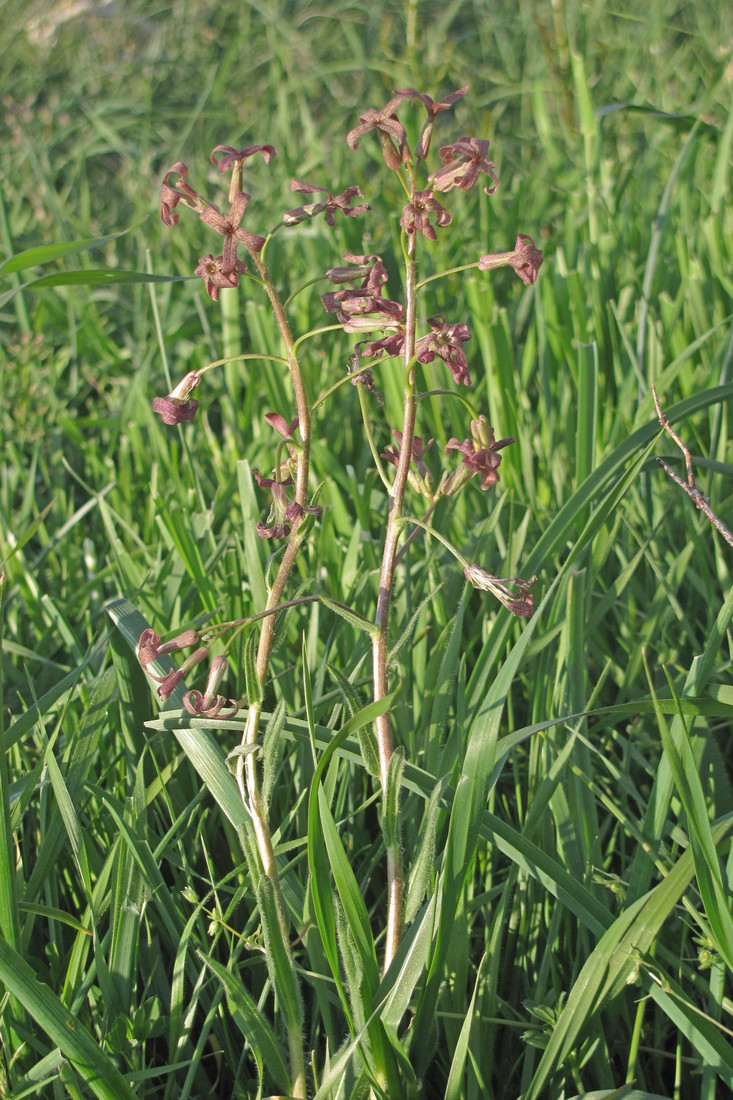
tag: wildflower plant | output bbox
[144,87,542,1097]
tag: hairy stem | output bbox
[372,231,418,971]
[234,249,310,1099]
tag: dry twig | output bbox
[652,384,733,548]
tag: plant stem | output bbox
[372,231,418,972]
[234,248,310,1099]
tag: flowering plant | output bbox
[143,87,542,1097]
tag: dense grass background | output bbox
[1,0,733,1097]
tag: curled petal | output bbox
[160,161,204,225]
[429,136,498,195]
[360,331,406,359]
[183,690,239,718]
[138,629,162,667]
[509,234,544,285]
[257,521,292,540]
[210,144,277,171]
[265,412,299,439]
[155,668,187,699]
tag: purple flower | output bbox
[392,86,468,158]
[138,628,200,670]
[147,646,210,701]
[198,190,265,269]
[253,470,321,540]
[444,416,514,492]
[264,412,299,440]
[160,155,267,273]
[283,181,369,227]
[326,253,384,284]
[209,144,277,172]
[183,655,238,718]
[360,332,406,360]
[264,411,300,461]
[160,161,206,226]
[428,136,498,195]
[382,431,433,468]
[194,253,247,301]
[382,431,434,494]
[322,253,403,334]
[478,234,544,286]
[399,190,451,241]
[346,94,412,169]
[152,371,201,425]
[463,564,535,618]
[415,314,472,385]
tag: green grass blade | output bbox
[0,938,137,1100]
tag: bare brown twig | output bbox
[652,384,733,548]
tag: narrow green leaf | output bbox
[444,953,487,1100]
[0,938,137,1100]
[382,747,404,850]
[257,875,303,1035]
[327,663,379,778]
[321,595,380,638]
[202,951,291,1095]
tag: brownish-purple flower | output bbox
[393,86,469,158]
[444,415,514,491]
[478,234,544,286]
[152,371,201,425]
[463,564,535,618]
[322,253,403,334]
[346,95,411,169]
[194,253,247,301]
[400,190,452,241]
[253,470,321,540]
[326,253,385,284]
[415,314,472,385]
[283,181,369,227]
[428,136,498,195]
[360,331,406,360]
[210,144,277,172]
[148,645,210,701]
[382,431,434,494]
[138,628,200,670]
[198,190,265,269]
[161,161,213,226]
[183,655,238,718]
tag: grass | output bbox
[1,0,733,1097]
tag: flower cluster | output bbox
[138,628,238,716]
[160,148,274,301]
